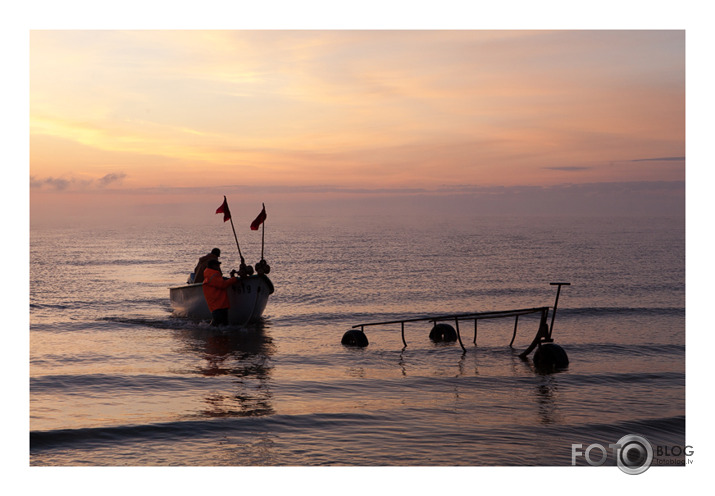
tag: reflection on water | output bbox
[174,322,276,419]
[534,375,561,425]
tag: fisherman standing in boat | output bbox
[191,248,221,284]
[202,258,238,326]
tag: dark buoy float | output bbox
[429,323,457,342]
[533,342,569,371]
[342,329,369,347]
[531,283,571,371]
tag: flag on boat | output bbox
[216,196,231,222]
[250,204,267,230]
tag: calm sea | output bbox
[29,214,685,467]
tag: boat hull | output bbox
[169,274,274,325]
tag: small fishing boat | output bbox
[171,197,274,325]
[169,274,274,325]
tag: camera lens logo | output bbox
[615,434,653,475]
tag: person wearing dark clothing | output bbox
[192,248,221,284]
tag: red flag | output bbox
[216,196,231,222]
[250,204,267,230]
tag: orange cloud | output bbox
[30,30,684,195]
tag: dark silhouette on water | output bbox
[191,247,221,284]
[346,283,571,372]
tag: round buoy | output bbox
[256,260,271,275]
[238,263,254,278]
[534,343,569,371]
[341,329,369,347]
[429,323,458,342]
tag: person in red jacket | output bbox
[202,259,238,326]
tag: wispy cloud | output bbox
[30,172,127,191]
[542,166,591,171]
[630,157,685,162]
[30,176,74,191]
[29,178,684,199]
[97,172,127,186]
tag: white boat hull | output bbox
[169,275,274,325]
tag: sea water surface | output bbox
[29,214,685,466]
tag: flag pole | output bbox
[251,203,270,276]
[261,203,265,261]
[219,195,245,265]
[229,215,245,265]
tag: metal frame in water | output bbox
[347,283,571,361]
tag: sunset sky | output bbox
[29,29,685,224]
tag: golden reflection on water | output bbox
[176,325,276,419]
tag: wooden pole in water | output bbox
[509,315,519,347]
[454,317,466,352]
[518,309,551,359]
[549,282,570,339]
